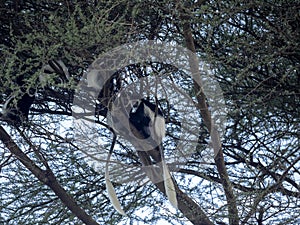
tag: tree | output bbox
[0,0,299,225]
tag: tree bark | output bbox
[138,152,214,225]
[177,2,240,224]
[0,125,100,225]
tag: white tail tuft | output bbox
[162,161,178,209]
[105,154,126,216]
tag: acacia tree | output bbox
[0,1,299,225]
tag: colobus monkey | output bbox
[105,98,177,215]
[1,91,35,125]
[128,99,165,162]
[0,70,36,125]
[1,60,70,125]
[129,99,165,143]
[129,99,178,208]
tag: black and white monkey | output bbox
[1,71,36,125]
[129,99,165,141]
[1,59,70,125]
[129,99,177,208]
[129,99,165,162]
[105,98,178,215]
[1,88,35,125]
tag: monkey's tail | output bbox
[162,160,178,209]
[105,150,126,216]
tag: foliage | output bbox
[0,0,299,225]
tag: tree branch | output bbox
[138,152,214,225]
[0,125,100,225]
[177,2,239,224]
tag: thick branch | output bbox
[178,3,239,224]
[138,152,214,225]
[0,125,100,225]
